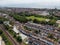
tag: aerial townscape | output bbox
[0,0,60,45]
[0,7,60,45]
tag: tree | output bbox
[16,36,22,43]
[48,33,54,39]
[34,30,39,34]
[13,33,16,38]
[48,19,56,25]
[33,19,40,23]
[54,38,59,42]
[0,30,3,35]
[13,15,28,23]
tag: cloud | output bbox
[0,0,60,8]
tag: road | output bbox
[0,24,19,45]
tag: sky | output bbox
[0,0,60,8]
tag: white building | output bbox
[56,20,60,27]
[12,23,28,44]
[0,36,5,45]
[13,25,19,33]
[4,21,9,25]
[56,20,60,24]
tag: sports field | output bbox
[26,16,46,21]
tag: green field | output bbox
[26,16,46,21]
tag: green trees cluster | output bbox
[0,30,13,45]
[9,12,57,26]
[2,34,12,45]
[13,15,28,23]
[0,17,8,24]
[13,14,56,25]
[17,12,58,20]
[33,19,56,25]
[16,36,22,43]
[48,19,56,25]
[0,30,3,35]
